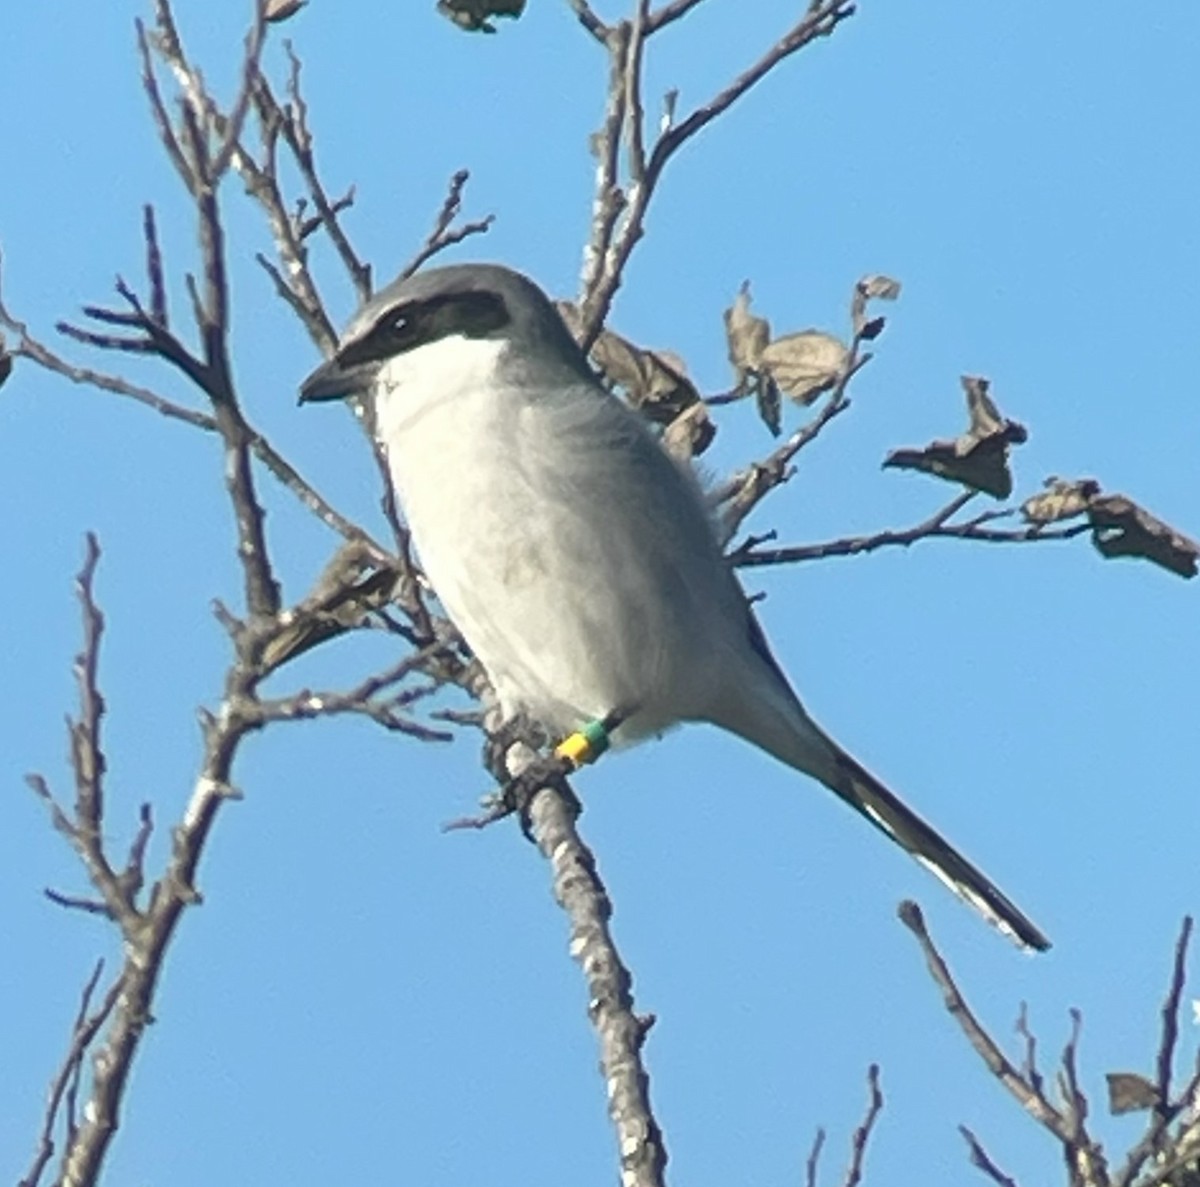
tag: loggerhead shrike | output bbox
[299,262,1049,952]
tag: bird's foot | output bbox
[481,711,549,783]
[442,750,578,839]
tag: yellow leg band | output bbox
[554,719,612,769]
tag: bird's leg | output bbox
[445,708,630,836]
[482,710,549,784]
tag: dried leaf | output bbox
[756,373,782,437]
[1022,477,1102,525]
[883,375,1027,499]
[557,301,703,427]
[859,274,902,301]
[264,0,306,22]
[852,273,901,335]
[760,330,849,406]
[1088,494,1199,579]
[1106,1072,1159,1115]
[723,281,770,388]
[436,0,525,33]
[662,402,716,461]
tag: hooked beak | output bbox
[297,354,381,404]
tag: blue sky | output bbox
[2,3,1197,1185]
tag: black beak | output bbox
[297,354,381,404]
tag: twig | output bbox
[805,1127,827,1187]
[398,169,495,281]
[579,22,630,315]
[1156,917,1192,1117]
[960,1125,1021,1187]
[42,890,112,917]
[565,0,609,42]
[278,43,372,299]
[731,494,1092,569]
[19,962,123,1187]
[492,725,667,1187]
[898,902,1073,1142]
[649,2,854,172]
[576,1,855,343]
[1114,917,1197,1187]
[623,1,650,184]
[715,383,857,545]
[645,0,706,35]
[841,1064,883,1187]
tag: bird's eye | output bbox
[387,312,411,336]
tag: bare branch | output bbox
[398,169,495,281]
[841,1065,883,1187]
[805,1128,827,1187]
[713,384,856,546]
[645,0,705,35]
[731,495,1092,569]
[960,1125,1021,1187]
[565,0,609,42]
[579,22,629,321]
[43,889,113,917]
[19,962,122,1187]
[502,734,667,1187]
[143,206,168,325]
[649,2,855,174]
[135,19,192,189]
[251,645,455,743]
[576,1,856,341]
[209,0,268,180]
[898,902,1073,1142]
[1114,917,1198,1187]
[277,44,372,299]
[623,1,650,184]
[1156,917,1193,1115]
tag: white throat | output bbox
[371,333,511,434]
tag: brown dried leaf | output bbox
[760,330,848,406]
[756,374,782,437]
[1106,1072,1159,1116]
[852,273,901,335]
[265,0,306,22]
[662,402,716,461]
[859,274,902,302]
[557,300,703,427]
[1022,477,1102,525]
[723,281,770,388]
[883,376,1027,499]
[436,0,525,33]
[1088,494,1199,579]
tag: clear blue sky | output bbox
[2,3,1197,1185]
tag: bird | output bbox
[299,261,1050,952]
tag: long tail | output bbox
[823,744,1050,951]
[713,669,1050,950]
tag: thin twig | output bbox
[805,1127,827,1187]
[898,902,1072,1142]
[565,0,609,42]
[1157,917,1193,1116]
[645,0,706,35]
[19,962,122,1187]
[1114,917,1197,1187]
[399,169,495,282]
[960,1125,1021,1187]
[841,1065,883,1187]
[278,44,372,299]
[731,496,1092,569]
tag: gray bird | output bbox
[299,262,1050,952]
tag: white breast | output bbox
[370,334,746,740]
